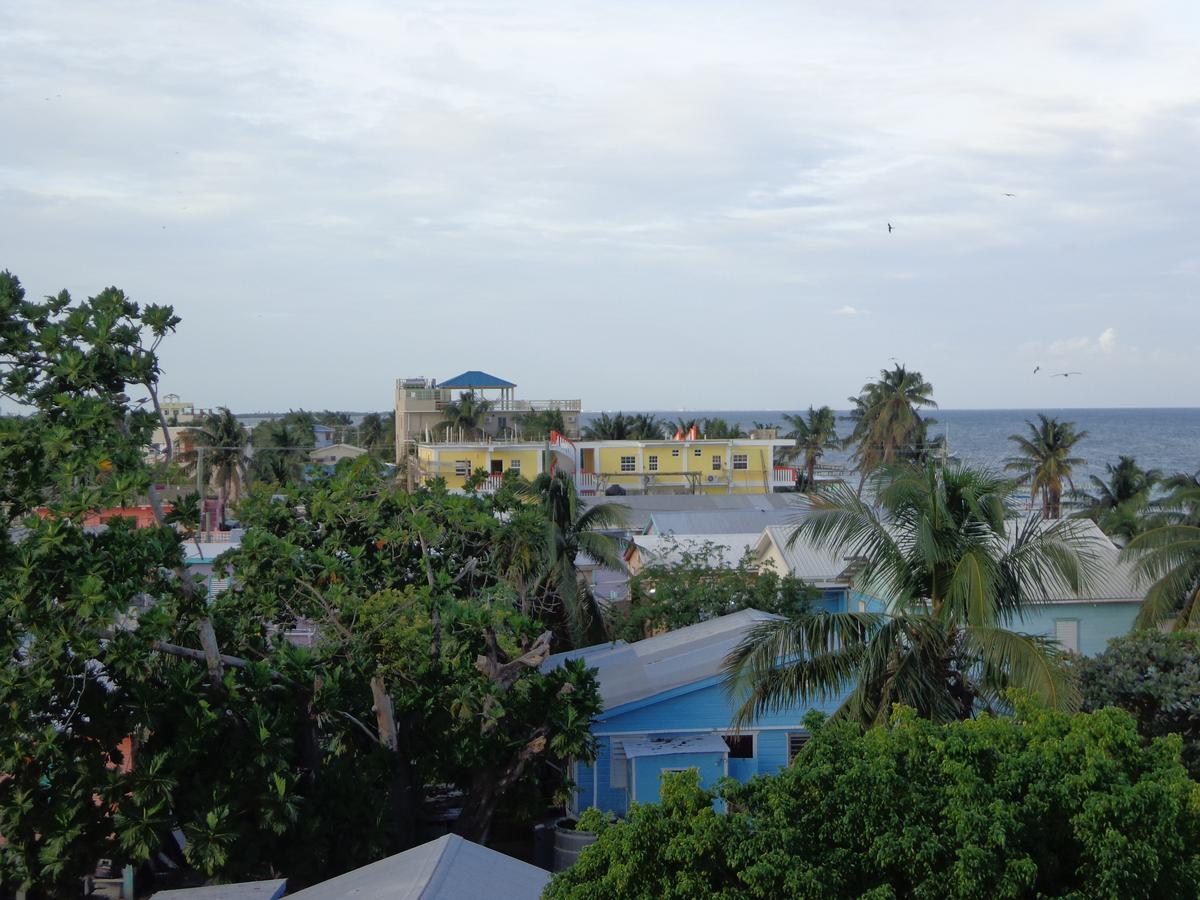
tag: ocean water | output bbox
[582,409,1200,483]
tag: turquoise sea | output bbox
[582,409,1200,483]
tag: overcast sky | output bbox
[4,2,1199,412]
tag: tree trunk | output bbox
[453,729,548,844]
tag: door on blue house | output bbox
[723,733,756,781]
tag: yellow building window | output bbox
[671,448,680,457]
[712,455,721,470]
[620,455,636,472]
[510,459,521,473]
[648,455,658,472]
[454,460,470,477]
[732,454,748,470]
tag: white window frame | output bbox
[694,448,702,457]
[509,459,521,473]
[671,448,680,457]
[722,732,756,759]
[712,455,721,471]
[454,460,470,477]
[1055,618,1080,653]
[648,455,658,472]
[732,453,748,470]
[619,455,636,473]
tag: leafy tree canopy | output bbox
[547,699,1200,899]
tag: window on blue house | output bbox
[787,732,810,764]
[723,734,754,759]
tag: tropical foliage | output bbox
[521,408,566,439]
[1005,414,1089,519]
[844,364,940,476]
[439,390,493,438]
[782,406,839,491]
[358,411,385,449]
[724,462,1094,727]
[248,416,314,485]
[514,472,628,645]
[1078,630,1200,777]
[1071,454,1160,544]
[698,417,746,439]
[582,412,665,440]
[612,539,816,641]
[546,701,1200,899]
[1121,471,1200,629]
[179,406,248,526]
[0,272,601,892]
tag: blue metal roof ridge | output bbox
[595,673,728,721]
[438,370,516,389]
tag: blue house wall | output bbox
[574,677,847,816]
[1012,601,1140,657]
[630,750,726,804]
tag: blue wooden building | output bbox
[543,609,844,816]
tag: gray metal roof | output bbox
[542,608,782,710]
[287,834,549,899]
[631,533,761,568]
[649,508,803,535]
[586,493,804,531]
[757,525,857,585]
[152,881,286,900]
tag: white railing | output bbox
[495,398,582,412]
[576,472,600,493]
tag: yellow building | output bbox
[415,434,795,495]
[577,438,793,495]
[415,440,550,492]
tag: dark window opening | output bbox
[723,734,754,759]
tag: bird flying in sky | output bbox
[1033,365,1040,374]
[1051,371,1083,378]
[887,223,893,233]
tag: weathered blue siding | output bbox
[1012,601,1139,657]
[630,751,725,804]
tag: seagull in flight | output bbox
[1033,365,1040,374]
[887,223,893,233]
[1051,371,1082,378]
[1003,193,1016,197]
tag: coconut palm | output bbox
[845,365,938,475]
[439,391,493,438]
[724,462,1095,727]
[180,407,248,528]
[249,419,312,485]
[516,471,629,647]
[1122,472,1200,629]
[782,406,840,491]
[521,409,566,440]
[628,413,667,440]
[700,418,746,439]
[1071,455,1159,544]
[582,412,634,440]
[1005,415,1089,519]
[358,412,384,450]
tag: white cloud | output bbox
[833,305,866,316]
[1098,327,1117,352]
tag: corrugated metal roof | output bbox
[759,525,856,585]
[287,834,548,899]
[650,509,804,535]
[438,370,516,389]
[632,533,761,568]
[623,733,729,758]
[586,493,804,532]
[152,881,287,899]
[542,608,782,710]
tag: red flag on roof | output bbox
[687,425,699,441]
[673,428,683,441]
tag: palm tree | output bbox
[1122,472,1200,629]
[440,391,493,438]
[724,462,1095,727]
[845,365,938,476]
[180,407,248,528]
[1005,415,1089,519]
[582,412,632,440]
[249,419,312,485]
[782,406,840,491]
[516,471,629,647]
[628,413,667,440]
[700,418,747,439]
[1071,455,1159,544]
[358,413,384,450]
[521,409,566,440]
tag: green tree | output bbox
[845,364,939,477]
[515,472,628,646]
[546,700,1200,899]
[1078,630,1200,777]
[612,539,816,641]
[583,412,632,440]
[1005,414,1089,519]
[521,408,566,439]
[439,390,492,438]
[249,417,313,485]
[628,413,667,440]
[179,406,248,527]
[1071,455,1160,544]
[700,417,746,439]
[316,410,353,443]
[358,412,384,449]
[725,462,1094,727]
[1121,472,1200,629]
[782,406,840,491]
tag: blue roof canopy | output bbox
[439,370,516,389]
